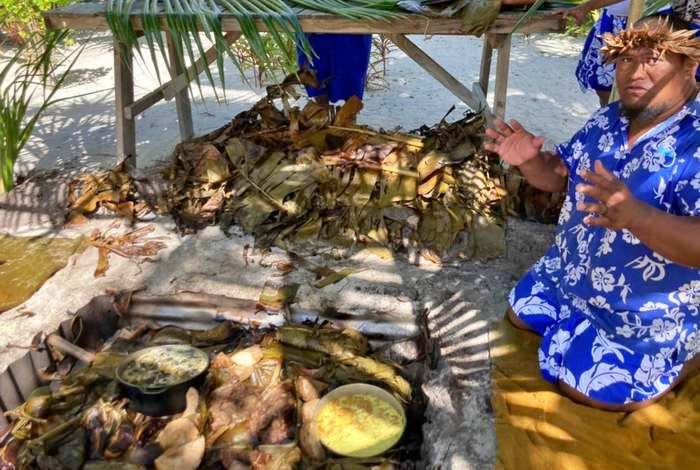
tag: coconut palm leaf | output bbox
[0,31,85,192]
[106,0,402,100]
[511,0,548,33]
[643,0,667,15]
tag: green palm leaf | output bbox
[106,0,403,101]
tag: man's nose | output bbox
[629,61,647,80]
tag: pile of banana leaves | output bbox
[162,73,513,260]
[0,321,422,469]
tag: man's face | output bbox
[615,44,696,121]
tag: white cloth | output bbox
[605,0,631,17]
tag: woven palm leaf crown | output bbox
[600,17,700,64]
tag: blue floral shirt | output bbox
[509,97,700,404]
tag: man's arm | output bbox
[484,119,568,193]
[555,0,626,25]
[518,151,568,193]
[629,209,700,268]
[578,161,700,268]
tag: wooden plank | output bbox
[493,34,512,118]
[114,40,136,170]
[162,32,240,100]
[479,34,494,96]
[472,81,493,124]
[125,85,164,120]
[166,32,194,141]
[125,32,240,120]
[385,33,483,111]
[44,4,564,35]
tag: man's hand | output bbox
[484,118,546,167]
[577,161,651,230]
[551,5,591,26]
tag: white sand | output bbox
[16,32,598,177]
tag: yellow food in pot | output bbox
[316,393,405,457]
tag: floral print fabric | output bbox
[509,97,700,405]
[576,10,627,93]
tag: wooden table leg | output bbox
[114,40,136,171]
[479,34,494,96]
[166,32,194,142]
[493,34,512,119]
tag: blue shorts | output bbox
[509,268,684,405]
[297,34,372,103]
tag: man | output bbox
[485,15,700,411]
[297,34,373,106]
[556,0,700,106]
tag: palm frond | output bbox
[0,31,85,192]
[511,0,548,33]
[106,0,403,101]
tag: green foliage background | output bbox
[0,0,76,42]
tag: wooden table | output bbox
[45,3,564,168]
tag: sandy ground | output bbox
[16,32,598,178]
[0,32,592,468]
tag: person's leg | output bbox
[506,307,536,332]
[558,353,700,412]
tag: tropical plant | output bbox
[0,0,76,43]
[514,0,662,33]
[0,30,83,192]
[105,0,403,99]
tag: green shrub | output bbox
[0,0,76,42]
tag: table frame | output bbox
[45,3,564,169]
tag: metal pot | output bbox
[116,344,209,417]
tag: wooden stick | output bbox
[46,334,96,364]
[114,40,136,171]
[327,126,423,148]
[166,31,194,141]
[493,34,512,119]
[44,5,564,35]
[162,32,241,101]
[385,33,483,111]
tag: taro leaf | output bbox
[94,247,110,278]
[350,170,380,208]
[417,151,449,197]
[333,96,363,127]
[205,158,229,185]
[236,193,278,232]
[295,212,322,240]
[378,151,412,206]
[225,138,267,168]
[188,144,229,184]
[231,151,287,199]
[313,267,363,289]
[258,283,299,312]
